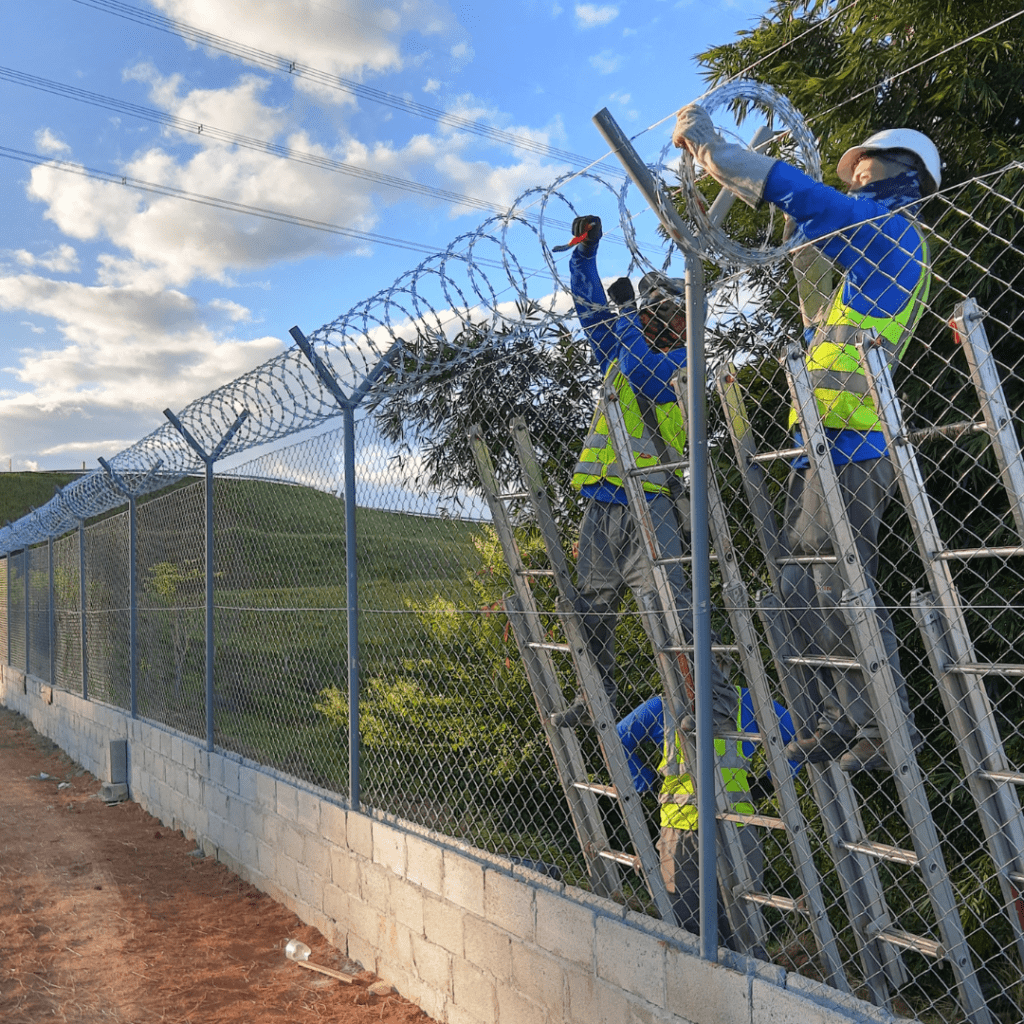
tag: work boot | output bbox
[784,729,854,765]
[839,736,888,773]
[551,694,591,728]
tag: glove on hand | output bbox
[570,215,602,255]
[607,277,636,307]
[672,104,718,153]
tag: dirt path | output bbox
[0,705,433,1024]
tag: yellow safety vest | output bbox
[658,694,754,832]
[572,361,687,494]
[788,228,931,434]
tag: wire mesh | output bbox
[1,134,1023,1021]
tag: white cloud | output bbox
[21,321,46,335]
[423,78,441,93]
[208,298,253,322]
[35,129,70,155]
[11,244,80,273]
[590,50,623,74]
[575,3,618,28]
[149,0,458,94]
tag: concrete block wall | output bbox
[1,664,912,1024]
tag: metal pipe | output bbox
[129,493,138,719]
[7,550,11,666]
[592,106,718,960]
[25,548,30,677]
[48,536,55,686]
[80,521,88,700]
[342,404,360,808]
[204,461,214,749]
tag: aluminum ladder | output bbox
[468,420,675,921]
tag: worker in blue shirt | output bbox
[551,214,738,733]
[673,107,938,772]
[617,688,795,944]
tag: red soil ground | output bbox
[0,704,434,1024]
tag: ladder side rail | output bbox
[953,299,1024,542]
[717,364,904,1001]
[860,339,1024,963]
[757,594,905,1004]
[599,383,766,950]
[786,343,992,1024]
[468,427,622,899]
[508,422,677,922]
[677,373,849,987]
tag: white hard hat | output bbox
[837,128,942,193]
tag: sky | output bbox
[0,0,773,474]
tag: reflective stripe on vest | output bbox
[572,362,687,494]
[788,227,931,433]
[657,696,753,832]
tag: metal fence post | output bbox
[6,551,10,667]
[48,535,55,686]
[290,326,403,810]
[24,547,30,677]
[592,106,719,960]
[161,413,249,752]
[80,520,88,700]
[100,458,164,719]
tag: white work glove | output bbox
[784,214,833,328]
[673,103,776,209]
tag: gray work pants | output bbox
[658,824,762,950]
[779,457,918,740]
[575,496,736,726]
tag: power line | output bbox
[0,144,511,265]
[0,65,527,220]
[68,0,624,176]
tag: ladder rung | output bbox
[841,839,920,866]
[518,568,556,577]
[742,891,804,914]
[905,420,985,444]
[1007,872,1024,887]
[528,641,570,653]
[718,812,787,829]
[497,490,529,501]
[776,554,838,566]
[874,927,945,960]
[979,769,1024,786]
[664,643,742,656]
[573,780,617,798]
[933,545,1024,561]
[598,848,642,871]
[951,662,1024,678]
[785,654,861,670]
[749,446,806,464]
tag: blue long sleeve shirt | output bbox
[616,691,797,795]
[570,244,688,503]
[763,163,928,466]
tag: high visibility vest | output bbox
[658,695,754,832]
[788,227,931,434]
[572,361,687,494]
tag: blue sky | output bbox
[0,0,771,471]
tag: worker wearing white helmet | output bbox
[674,107,939,773]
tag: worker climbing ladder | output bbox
[716,334,994,1022]
[467,420,675,922]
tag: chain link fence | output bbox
[2,126,1024,1020]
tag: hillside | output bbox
[0,472,83,531]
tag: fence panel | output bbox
[84,512,131,710]
[27,545,50,684]
[52,532,82,695]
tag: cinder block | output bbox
[666,954,750,1024]
[238,764,258,805]
[423,896,465,956]
[782,972,897,1023]
[277,821,304,864]
[372,820,406,876]
[296,787,322,831]
[511,944,564,1010]
[484,868,535,942]
[389,876,425,934]
[361,861,392,914]
[452,959,497,1024]
[750,977,831,1024]
[304,834,331,880]
[277,780,299,823]
[595,914,666,1005]
[463,916,511,982]
[323,881,351,924]
[295,863,322,913]
[222,757,240,795]
[567,970,632,1024]
[171,734,183,767]
[348,896,386,953]
[331,845,361,894]
[321,799,347,846]
[277,853,299,897]
[226,793,248,832]
[406,833,443,895]
[380,918,416,974]
[347,811,373,859]
[410,932,453,994]
[496,981,548,1024]
[256,770,277,810]
[535,889,595,968]
[108,738,127,784]
[443,849,484,916]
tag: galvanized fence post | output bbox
[48,535,55,686]
[161,414,249,752]
[79,520,88,700]
[289,325,403,810]
[24,547,30,678]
